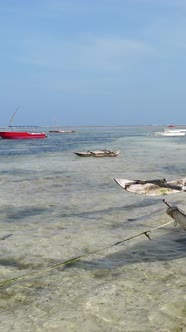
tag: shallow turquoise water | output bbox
[0,126,186,331]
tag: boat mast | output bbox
[8,106,19,127]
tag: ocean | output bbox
[0,126,186,332]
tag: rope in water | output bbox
[0,216,174,287]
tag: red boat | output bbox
[0,131,47,139]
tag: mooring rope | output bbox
[0,218,175,287]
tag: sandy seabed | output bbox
[0,126,186,331]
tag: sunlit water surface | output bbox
[0,126,186,331]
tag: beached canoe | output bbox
[114,178,186,196]
[74,149,120,157]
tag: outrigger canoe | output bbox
[74,149,120,157]
[163,200,186,230]
[114,177,186,196]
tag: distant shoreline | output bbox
[1,124,186,128]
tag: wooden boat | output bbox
[114,177,186,196]
[49,130,76,133]
[163,199,186,230]
[74,149,120,157]
[0,131,47,139]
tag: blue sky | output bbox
[1,0,186,126]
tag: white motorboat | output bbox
[154,131,185,137]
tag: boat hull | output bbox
[154,132,185,137]
[74,150,120,157]
[49,130,76,133]
[114,177,186,196]
[0,131,47,139]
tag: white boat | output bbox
[49,130,76,133]
[164,128,186,133]
[154,131,185,137]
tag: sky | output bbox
[1,0,186,126]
